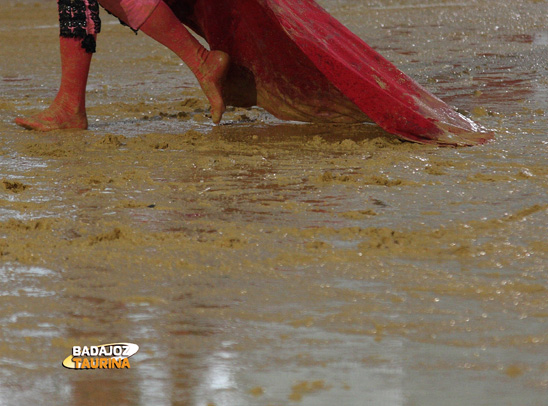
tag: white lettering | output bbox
[99,346,112,357]
[72,346,81,356]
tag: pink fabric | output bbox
[83,0,97,35]
[98,0,161,30]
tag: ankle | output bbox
[195,51,229,79]
[189,46,210,79]
[196,46,209,63]
[51,93,86,116]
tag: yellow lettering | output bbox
[99,358,108,369]
[111,358,122,369]
[73,358,82,368]
[81,358,91,369]
[90,358,99,369]
[121,358,131,369]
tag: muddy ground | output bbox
[0,0,547,405]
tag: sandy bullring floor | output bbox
[0,0,547,405]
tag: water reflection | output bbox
[0,265,56,298]
[191,325,404,406]
[534,32,548,46]
[0,259,407,406]
[194,342,244,406]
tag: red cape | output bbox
[166,0,493,145]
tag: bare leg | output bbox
[139,1,229,124]
[15,37,91,131]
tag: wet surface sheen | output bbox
[0,0,547,405]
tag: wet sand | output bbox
[1,0,547,405]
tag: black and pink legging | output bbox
[58,0,161,52]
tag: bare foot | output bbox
[196,51,230,124]
[15,103,87,131]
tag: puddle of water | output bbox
[0,0,547,405]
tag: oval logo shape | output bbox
[62,342,140,369]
